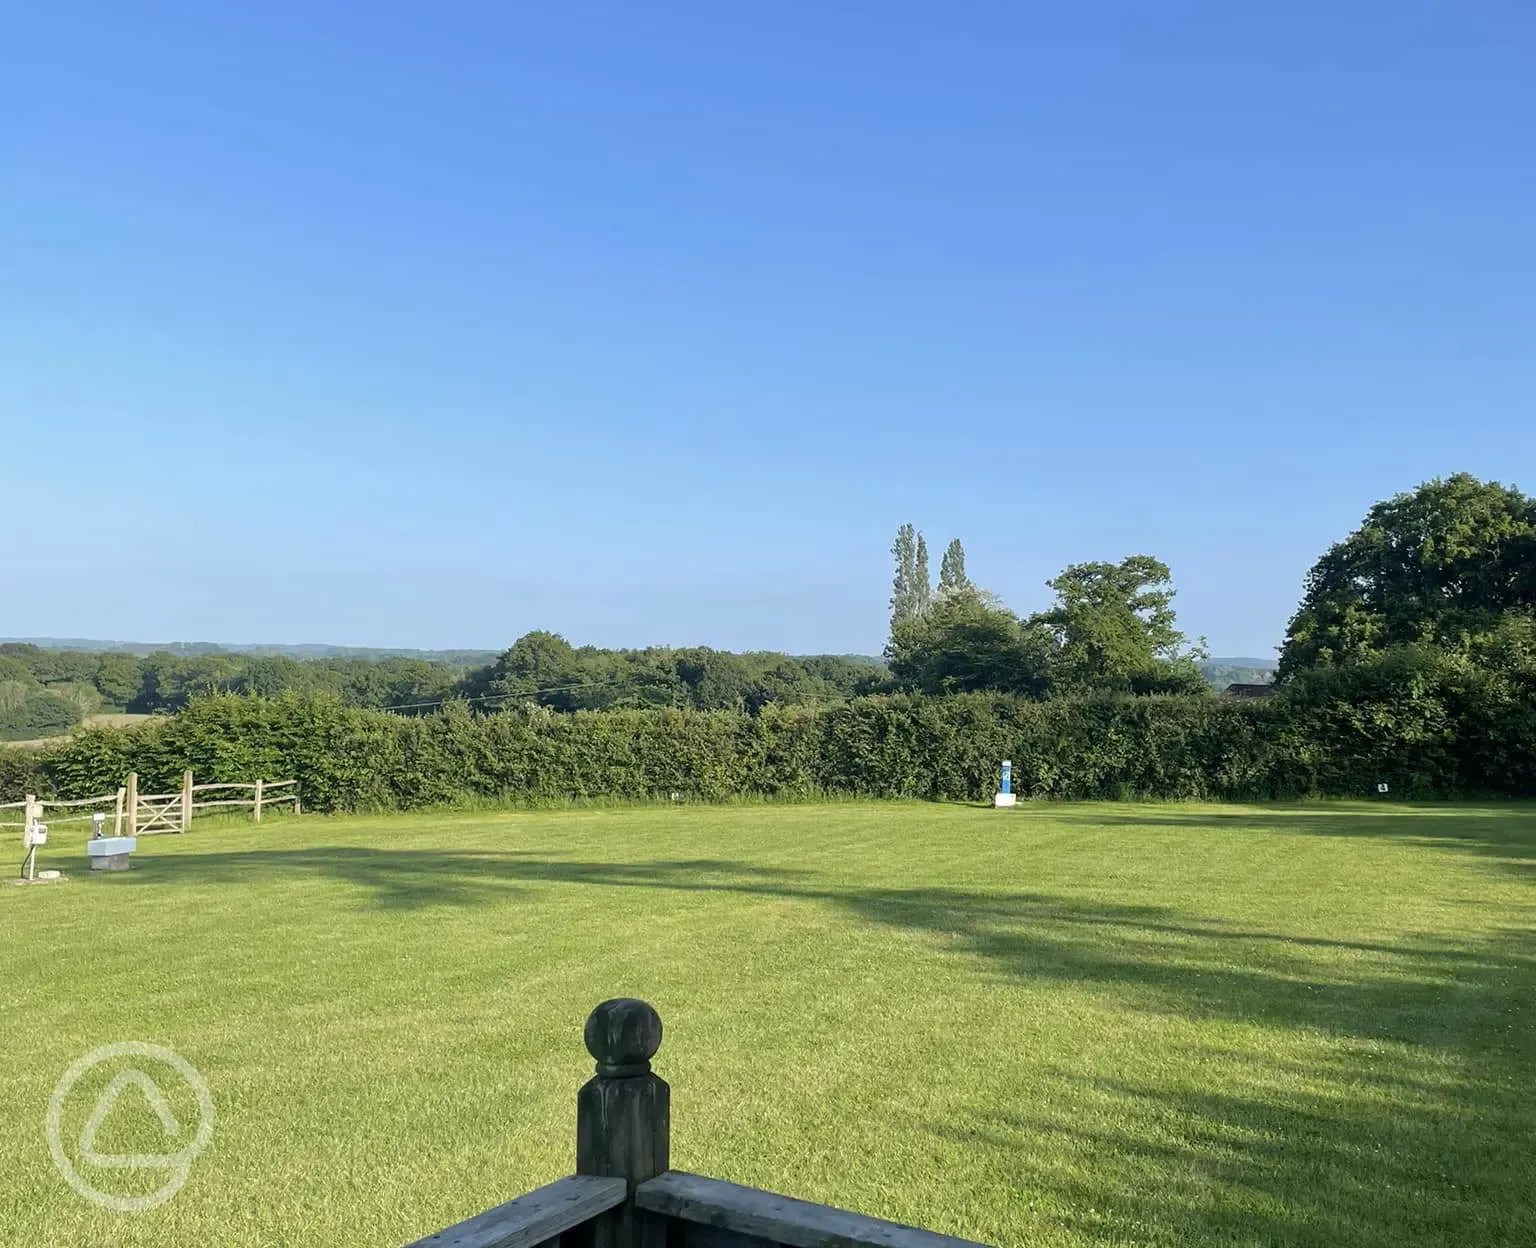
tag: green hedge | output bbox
[4,650,1531,809]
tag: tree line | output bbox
[4,471,1532,797]
[880,471,1535,707]
[0,647,469,739]
[0,639,883,739]
[882,528,1209,698]
[4,471,1527,745]
[7,660,1530,809]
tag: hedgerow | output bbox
[5,649,1530,810]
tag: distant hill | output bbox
[2,638,890,669]
[1198,657,1277,690]
[1,638,501,666]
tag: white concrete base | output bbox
[993,792,1017,808]
[88,837,137,870]
[10,871,64,886]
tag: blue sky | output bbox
[3,2,1532,656]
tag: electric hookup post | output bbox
[994,759,1016,808]
[21,819,48,881]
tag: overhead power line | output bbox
[376,676,661,714]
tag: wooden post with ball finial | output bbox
[577,999,669,1248]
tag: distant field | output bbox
[82,713,152,729]
[3,801,1532,1247]
[4,712,153,750]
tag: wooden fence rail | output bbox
[5,773,300,838]
[403,999,989,1248]
[13,772,299,878]
[1,789,125,833]
[125,771,300,835]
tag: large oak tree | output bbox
[1278,474,1536,680]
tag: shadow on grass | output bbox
[106,839,1536,1245]
[1048,803,1536,876]
[109,846,816,910]
[937,1039,1534,1246]
[110,844,1535,1042]
[109,844,1536,1057]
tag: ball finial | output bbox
[584,999,663,1077]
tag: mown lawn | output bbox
[2,801,1532,1247]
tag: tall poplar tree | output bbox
[914,534,933,617]
[938,539,970,592]
[890,524,919,625]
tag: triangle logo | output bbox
[78,1068,186,1168]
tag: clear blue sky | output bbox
[3,2,1532,657]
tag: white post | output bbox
[181,769,193,833]
[22,795,40,880]
[994,760,1017,808]
[253,778,263,824]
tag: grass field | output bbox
[4,712,154,749]
[2,801,1533,1247]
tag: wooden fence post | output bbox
[253,778,263,823]
[22,795,38,880]
[181,769,193,833]
[576,999,669,1248]
[113,787,125,838]
[125,773,138,838]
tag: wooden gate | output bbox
[123,770,299,835]
[134,793,182,834]
[125,771,189,836]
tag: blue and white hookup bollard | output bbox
[994,759,1016,808]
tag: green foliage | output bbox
[890,523,921,625]
[914,533,932,618]
[466,633,881,713]
[475,631,595,709]
[1466,611,1536,672]
[1199,660,1276,690]
[0,691,84,742]
[938,538,970,593]
[1276,644,1536,797]
[0,680,33,713]
[92,652,141,707]
[51,682,102,717]
[891,529,974,616]
[1279,473,1536,679]
[8,668,1531,809]
[0,655,40,689]
[886,589,1052,696]
[0,638,880,720]
[0,746,47,797]
[884,553,1207,700]
[1038,555,1208,695]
